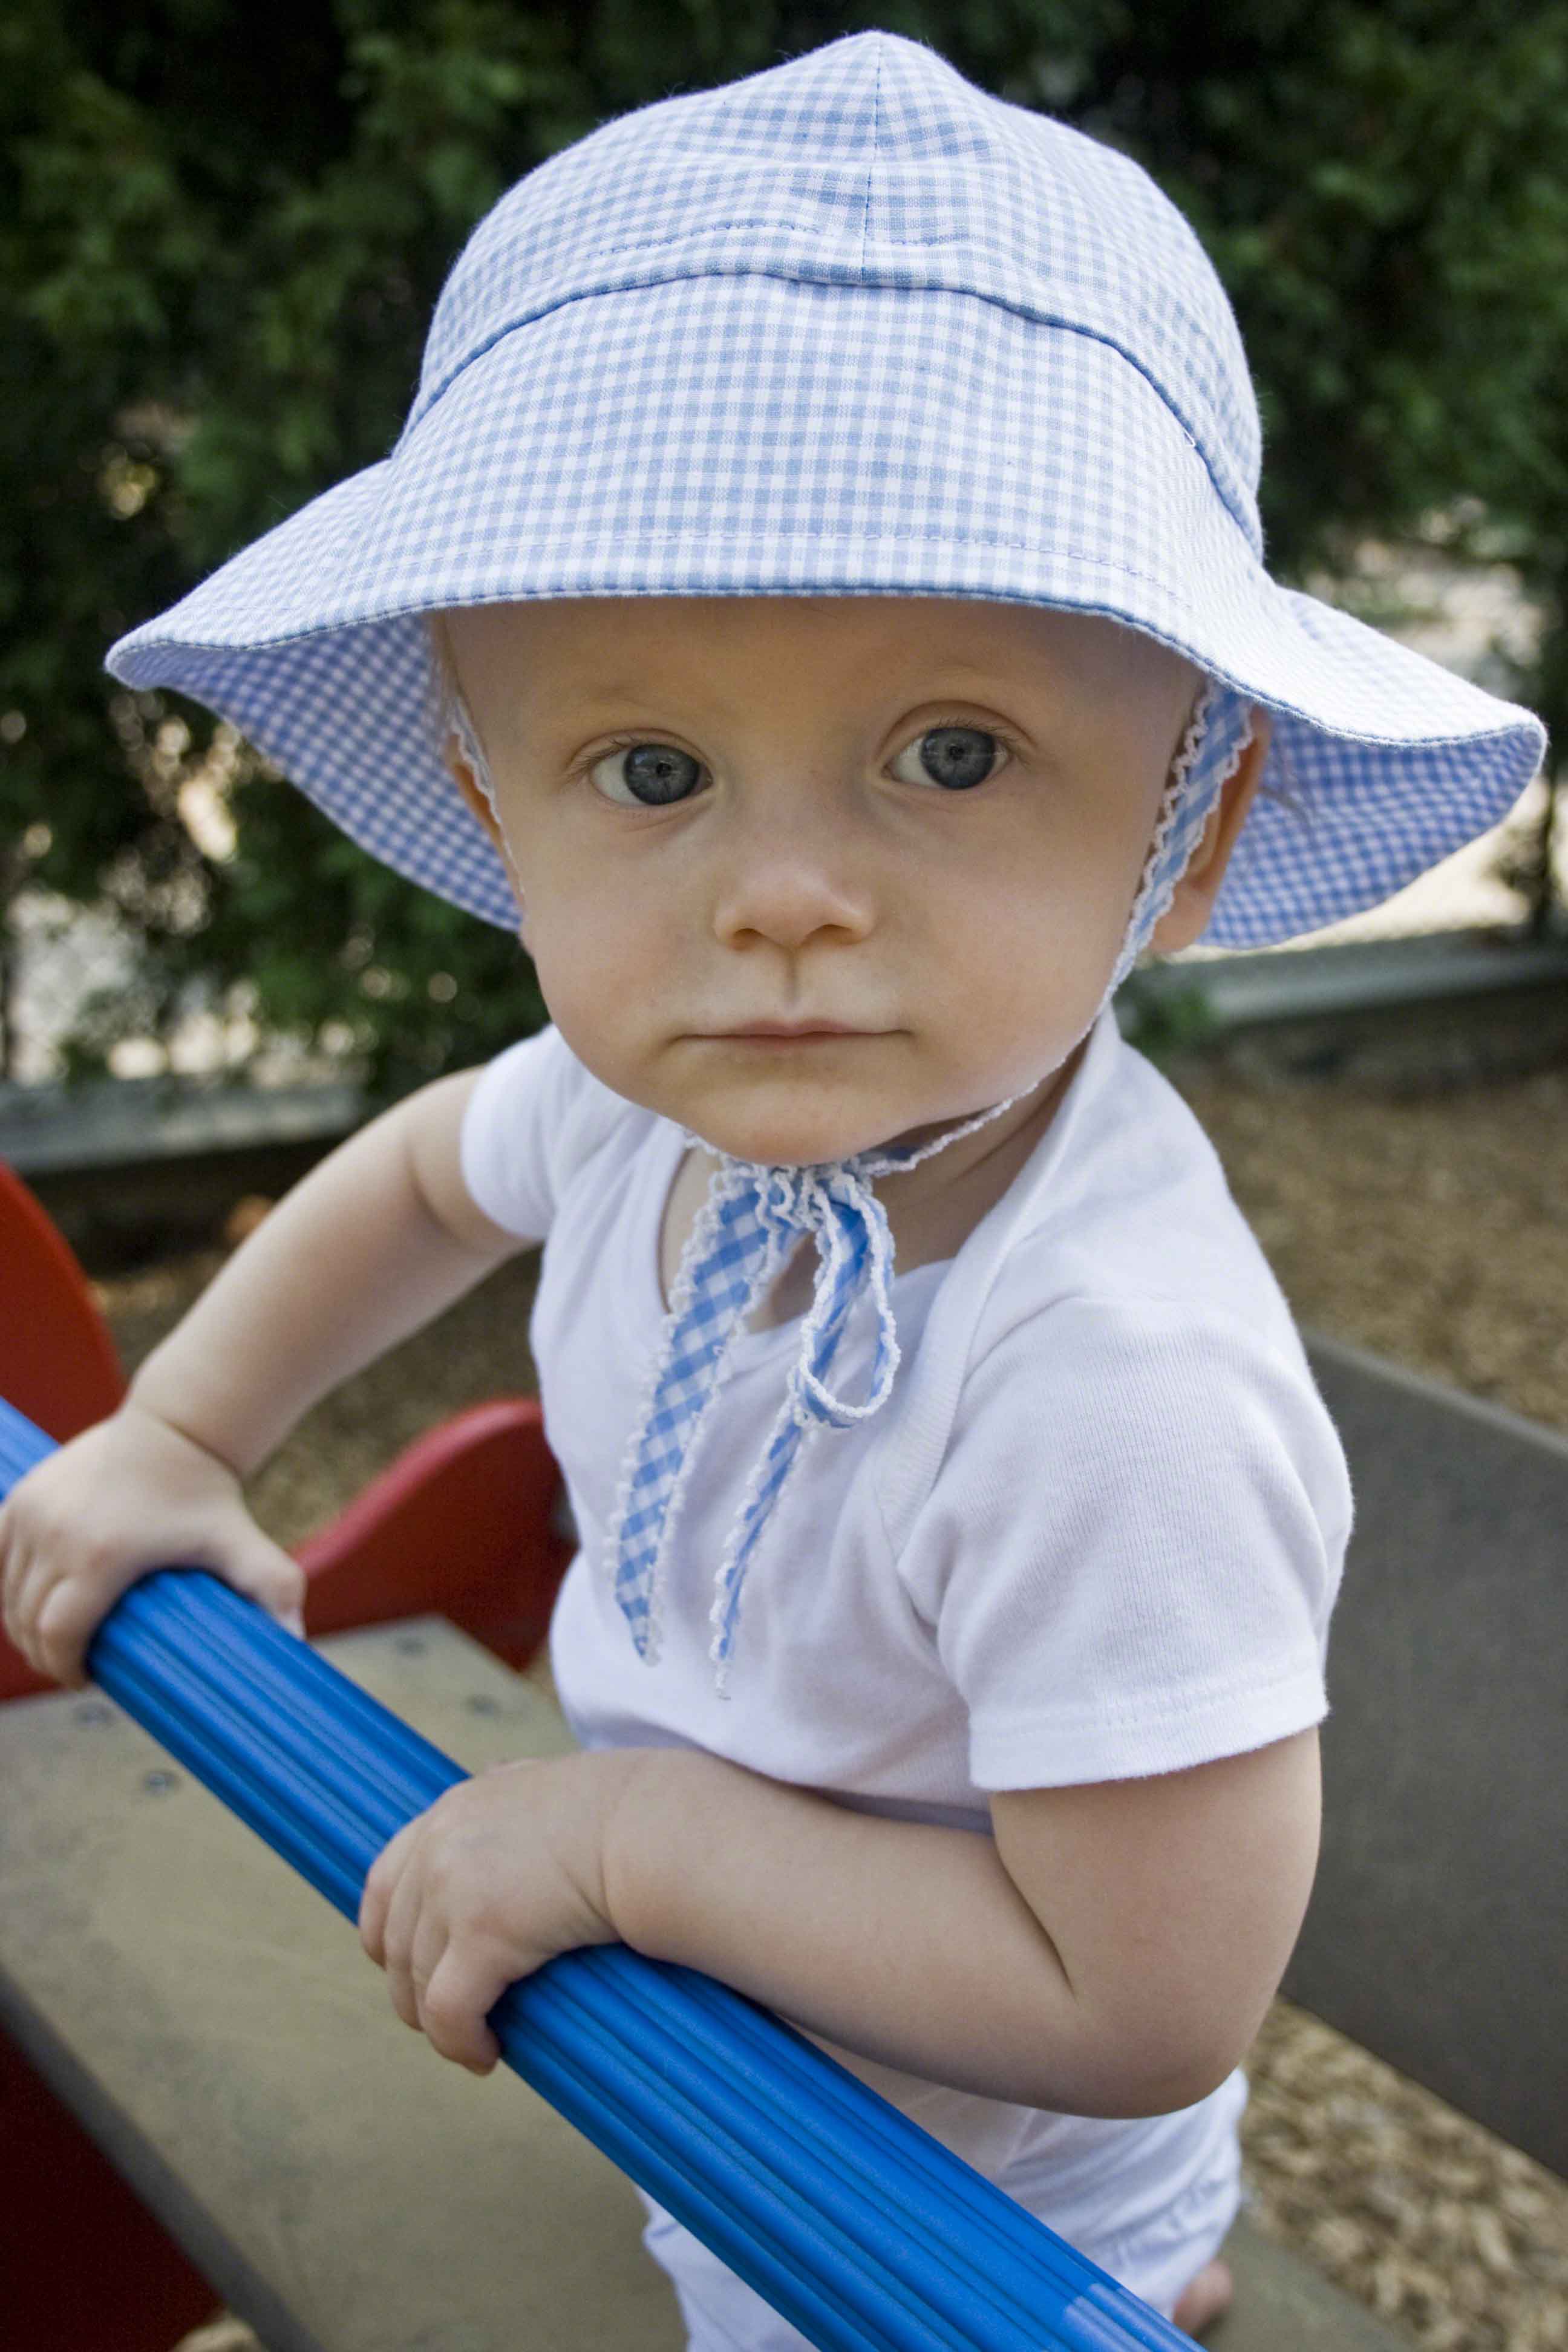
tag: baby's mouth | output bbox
[707,1021,874,1039]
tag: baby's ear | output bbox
[442,731,500,846]
[442,736,531,946]
[1146,708,1271,958]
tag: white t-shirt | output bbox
[459,1004,1351,2282]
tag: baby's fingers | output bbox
[378,1837,433,2034]
[200,1529,308,1639]
[4,1537,129,1687]
[34,1571,117,1689]
[359,1818,419,1965]
[1,1530,44,1659]
[418,1943,506,2074]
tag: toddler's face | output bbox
[441,596,1252,1163]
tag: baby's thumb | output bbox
[219,1538,308,1641]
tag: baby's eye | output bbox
[890,726,1005,791]
[589,742,705,807]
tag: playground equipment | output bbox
[0,1151,1200,2351]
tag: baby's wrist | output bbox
[117,1383,248,1487]
[596,1743,709,1955]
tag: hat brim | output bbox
[107,273,1546,946]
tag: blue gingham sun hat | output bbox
[105,29,1546,947]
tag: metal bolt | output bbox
[142,1769,180,1795]
[73,1700,113,1726]
[394,1633,426,1656]
[465,1693,501,1716]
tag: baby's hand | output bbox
[357,1750,638,2074]
[0,1402,306,1689]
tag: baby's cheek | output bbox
[955,902,1117,1066]
[537,979,673,1122]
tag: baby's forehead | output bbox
[442,594,1195,716]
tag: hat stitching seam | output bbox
[454,215,1250,359]
[857,41,881,269]
[406,272,1258,548]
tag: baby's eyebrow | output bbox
[570,682,654,707]
[557,664,1036,725]
[916,662,1044,697]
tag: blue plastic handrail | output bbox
[0,1393,1195,2350]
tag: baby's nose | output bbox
[709,829,877,951]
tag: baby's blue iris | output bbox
[918,727,997,789]
[624,743,702,805]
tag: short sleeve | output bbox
[459,1023,640,1243]
[900,1298,1353,1789]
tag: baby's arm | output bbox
[0,1067,529,1685]
[126,1065,524,1475]
[599,1726,1320,2117]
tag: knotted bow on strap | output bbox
[606,1105,1017,1696]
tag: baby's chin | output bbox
[674,1089,981,1169]
[639,1082,874,1166]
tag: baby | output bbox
[0,32,1545,2347]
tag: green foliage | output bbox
[1115,972,1221,1070]
[5,1,1568,1089]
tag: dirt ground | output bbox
[93,1056,1567,2352]
[1174,1058,1568,1440]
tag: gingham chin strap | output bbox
[1107,678,1257,1002]
[603,1091,1024,1697]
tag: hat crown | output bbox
[410,31,1264,555]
